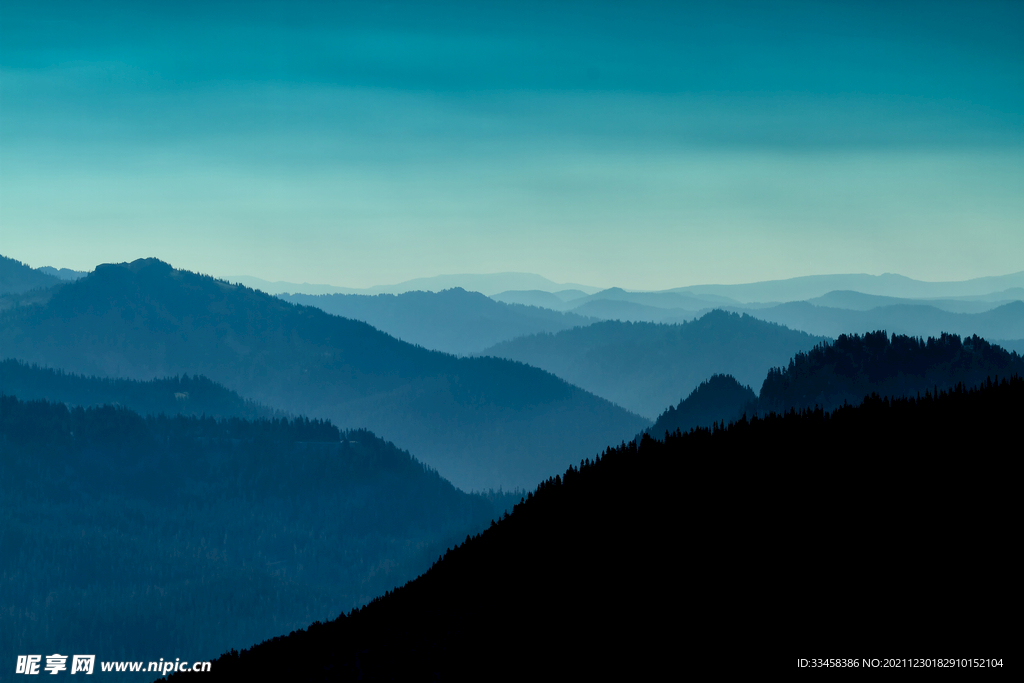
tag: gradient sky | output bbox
[2,0,1022,290]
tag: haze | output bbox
[3,0,1022,289]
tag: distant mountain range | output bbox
[481,310,825,419]
[741,300,1024,340]
[37,266,89,281]
[0,258,647,491]
[804,289,1024,313]
[668,270,1024,303]
[0,255,63,295]
[226,272,602,297]
[278,289,595,356]
[491,279,1024,341]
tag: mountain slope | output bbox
[1,396,508,677]
[805,289,1021,314]
[482,310,825,419]
[228,272,601,297]
[0,254,62,295]
[742,300,1024,340]
[647,374,756,436]
[670,270,1024,303]
[279,288,595,355]
[0,258,647,491]
[165,377,1020,680]
[0,359,284,420]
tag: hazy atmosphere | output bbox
[4,0,1023,288]
[2,1,1018,676]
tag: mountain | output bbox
[0,254,62,295]
[0,359,283,421]
[481,310,825,419]
[669,270,1024,303]
[647,374,756,437]
[574,286,740,309]
[1,395,511,678]
[490,289,588,309]
[226,272,601,297]
[37,266,90,281]
[741,300,1024,341]
[758,330,1024,414]
[568,298,702,323]
[164,378,1020,680]
[0,258,647,491]
[278,289,595,356]
[492,287,741,317]
[993,339,1024,356]
[805,289,1022,314]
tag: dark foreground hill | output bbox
[0,259,648,491]
[164,377,1019,681]
[0,359,283,420]
[759,331,1024,414]
[482,310,824,419]
[0,396,513,677]
[279,288,594,356]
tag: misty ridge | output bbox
[3,252,1023,675]
[0,257,648,492]
[278,288,596,356]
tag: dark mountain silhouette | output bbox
[1,395,513,677]
[278,288,595,356]
[759,330,1024,414]
[0,359,282,420]
[482,310,825,419]
[0,258,647,491]
[162,377,1019,681]
[648,374,755,436]
[0,254,62,295]
[737,300,1024,340]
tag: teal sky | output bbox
[2,1,1022,290]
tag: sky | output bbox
[2,0,1022,290]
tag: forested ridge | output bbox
[647,373,755,437]
[1,396,515,678]
[165,376,1020,681]
[0,258,648,491]
[758,330,1024,413]
[482,309,824,419]
[645,330,1024,437]
[0,359,282,421]
[280,288,593,356]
